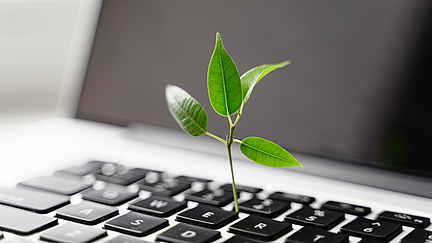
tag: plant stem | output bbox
[226,141,239,213]
[227,112,241,213]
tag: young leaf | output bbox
[240,137,302,167]
[240,61,290,103]
[207,32,242,116]
[165,84,208,136]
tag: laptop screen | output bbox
[77,0,432,178]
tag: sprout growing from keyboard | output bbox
[165,32,302,213]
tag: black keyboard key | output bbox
[86,160,114,168]
[285,206,345,230]
[268,191,315,204]
[400,228,432,243]
[56,201,118,225]
[185,189,233,206]
[358,239,387,243]
[229,215,292,241]
[239,198,290,218]
[128,195,187,217]
[0,205,58,235]
[105,211,169,236]
[19,175,91,195]
[340,217,402,241]
[286,226,349,243]
[156,223,221,243]
[93,171,144,186]
[40,222,107,243]
[82,185,138,206]
[175,175,212,184]
[377,211,430,228]
[321,201,371,216]
[223,236,264,242]
[137,178,190,196]
[176,204,238,229]
[57,165,100,176]
[128,168,163,177]
[0,186,69,213]
[105,235,152,243]
[220,183,263,194]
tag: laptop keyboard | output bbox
[0,161,431,242]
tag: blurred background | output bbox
[0,0,96,132]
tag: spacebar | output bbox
[0,205,58,235]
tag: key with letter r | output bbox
[229,215,292,241]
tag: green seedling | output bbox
[165,32,302,213]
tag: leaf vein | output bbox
[173,95,206,134]
[242,141,290,162]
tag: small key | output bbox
[0,205,58,235]
[56,165,99,176]
[268,191,315,204]
[86,160,114,168]
[339,217,402,241]
[128,195,187,217]
[156,223,221,243]
[176,204,238,229]
[137,178,190,196]
[239,197,290,218]
[358,239,386,243]
[400,228,432,243]
[223,236,264,242]
[82,184,138,206]
[185,189,233,207]
[56,201,118,225]
[285,206,345,230]
[40,222,107,242]
[105,211,169,237]
[127,168,163,177]
[286,226,349,243]
[321,201,371,216]
[104,235,152,243]
[19,175,91,195]
[93,171,144,186]
[377,211,430,228]
[0,186,69,213]
[175,175,212,184]
[220,184,262,194]
[229,215,292,241]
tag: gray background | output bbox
[77,0,431,172]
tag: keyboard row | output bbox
[0,161,431,242]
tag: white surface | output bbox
[1,118,431,242]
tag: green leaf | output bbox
[165,84,208,136]
[240,137,302,167]
[240,61,290,103]
[207,32,242,116]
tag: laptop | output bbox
[1,0,432,242]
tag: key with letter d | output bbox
[156,223,220,243]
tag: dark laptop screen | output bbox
[77,0,432,177]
